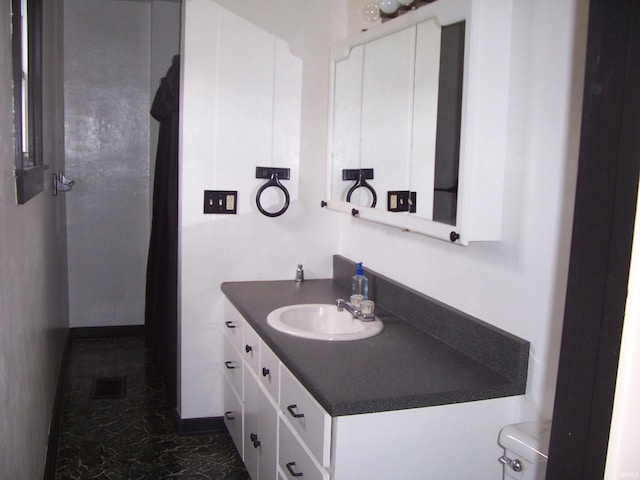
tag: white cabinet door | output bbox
[279,417,329,480]
[223,375,243,458]
[223,332,243,400]
[245,369,279,480]
[244,371,261,480]
[260,341,280,402]
[257,379,279,480]
[224,299,245,351]
[280,366,331,467]
[244,322,261,377]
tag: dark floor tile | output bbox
[55,337,250,480]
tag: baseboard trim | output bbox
[69,325,145,340]
[43,330,72,480]
[174,411,228,436]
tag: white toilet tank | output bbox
[498,420,552,480]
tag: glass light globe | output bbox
[379,0,399,15]
[361,2,381,22]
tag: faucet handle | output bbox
[360,299,375,316]
[350,294,364,307]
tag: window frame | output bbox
[11,0,45,204]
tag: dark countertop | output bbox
[222,278,526,417]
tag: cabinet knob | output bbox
[245,344,253,353]
[224,321,236,329]
[224,411,235,420]
[224,361,237,370]
[262,367,270,377]
[250,432,261,448]
[287,404,305,418]
[286,462,303,477]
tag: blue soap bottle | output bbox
[351,262,369,299]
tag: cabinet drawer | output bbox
[280,367,331,467]
[279,417,329,480]
[224,299,245,352]
[223,333,243,400]
[260,342,280,402]
[244,322,261,378]
[223,375,243,458]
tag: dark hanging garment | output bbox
[146,55,180,407]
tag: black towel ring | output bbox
[346,173,377,208]
[256,173,290,217]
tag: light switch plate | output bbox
[387,190,416,213]
[204,190,237,214]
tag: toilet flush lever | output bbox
[499,456,522,472]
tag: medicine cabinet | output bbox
[325,0,513,244]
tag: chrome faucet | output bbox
[295,264,304,283]
[336,298,376,322]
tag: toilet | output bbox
[498,420,552,480]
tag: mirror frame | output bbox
[325,0,512,245]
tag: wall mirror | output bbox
[325,0,512,245]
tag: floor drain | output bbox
[92,377,126,399]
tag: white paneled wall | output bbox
[338,0,589,423]
[179,0,589,434]
[180,0,338,418]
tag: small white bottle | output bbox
[351,262,369,299]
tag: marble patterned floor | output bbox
[54,336,250,480]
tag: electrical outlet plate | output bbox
[387,191,417,213]
[204,190,237,214]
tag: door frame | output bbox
[547,0,640,477]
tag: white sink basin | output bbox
[267,304,383,341]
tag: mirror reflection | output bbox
[329,13,465,226]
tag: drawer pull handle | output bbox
[285,462,303,477]
[287,404,305,418]
[224,411,235,420]
[224,361,237,369]
[262,367,270,377]
[250,432,261,448]
[245,344,253,353]
[224,321,236,329]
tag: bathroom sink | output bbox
[266,304,383,341]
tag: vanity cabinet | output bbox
[222,297,517,479]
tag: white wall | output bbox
[339,0,589,423]
[0,0,68,478]
[179,0,341,418]
[605,193,640,478]
[64,0,180,328]
[178,0,589,434]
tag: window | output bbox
[12,0,45,204]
